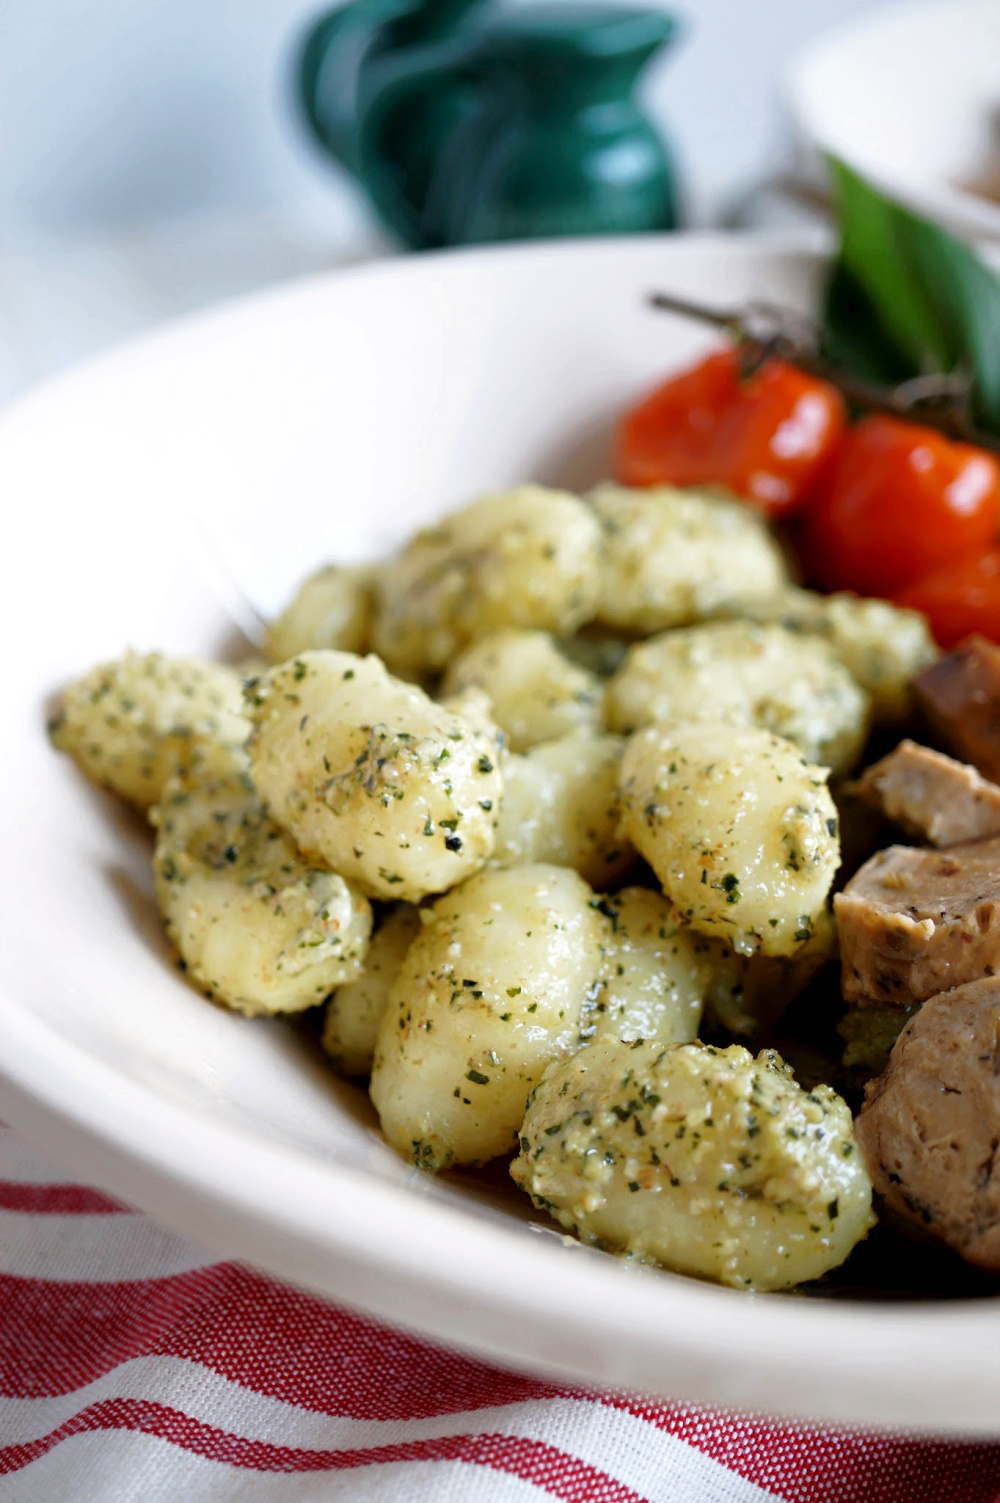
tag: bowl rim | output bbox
[785,0,1000,242]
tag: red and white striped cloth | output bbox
[0,1125,998,1502]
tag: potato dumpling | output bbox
[493,734,634,887]
[50,650,249,810]
[265,564,374,664]
[716,588,938,725]
[247,651,503,902]
[619,721,840,957]
[702,907,838,1037]
[322,903,422,1077]
[369,864,607,1170]
[589,888,708,1047]
[588,483,788,635]
[153,759,372,1016]
[512,1037,874,1290]
[442,629,603,751]
[372,485,601,678]
[813,595,937,725]
[607,620,870,776]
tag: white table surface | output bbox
[0,209,400,409]
[0,183,831,413]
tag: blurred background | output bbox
[0,0,885,403]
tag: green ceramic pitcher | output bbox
[297,0,680,246]
[299,0,491,176]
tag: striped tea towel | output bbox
[0,1126,997,1502]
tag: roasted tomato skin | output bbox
[616,347,846,518]
[801,414,1000,597]
[896,548,1000,647]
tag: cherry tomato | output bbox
[896,548,1000,647]
[801,414,1000,596]
[616,346,845,517]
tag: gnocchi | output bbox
[369,864,607,1170]
[266,564,374,664]
[714,587,938,725]
[606,620,870,775]
[247,651,503,901]
[588,887,708,1046]
[702,907,838,1037]
[589,482,789,634]
[512,1036,874,1290]
[50,650,249,810]
[619,720,840,957]
[493,734,634,887]
[322,903,422,1076]
[372,485,601,678]
[442,629,603,751]
[153,755,372,1015]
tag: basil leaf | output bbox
[915,228,1000,433]
[823,262,916,389]
[823,158,1000,435]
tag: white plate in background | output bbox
[786,0,1000,241]
[1,235,997,1435]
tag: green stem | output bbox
[647,291,1000,457]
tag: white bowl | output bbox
[786,0,1000,242]
[1,235,997,1435]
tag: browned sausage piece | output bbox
[835,837,1000,1006]
[913,636,1000,783]
[855,975,1000,1272]
[852,739,1000,847]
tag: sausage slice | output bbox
[835,837,1000,1006]
[913,636,1000,783]
[852,740,1000,847]
[855,975,1000,1272]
